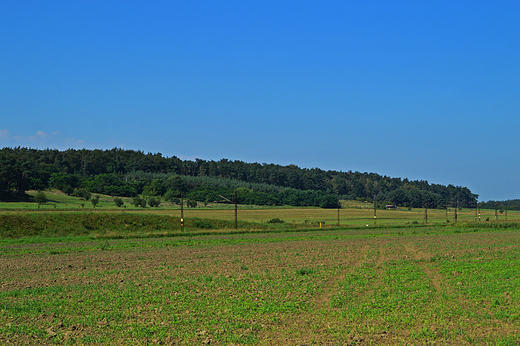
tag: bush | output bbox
[193,220,213,229]
[132,197,147,208]
[113,197,124,207]
[62,185,74,195]
[91,195,100,208]
[74,188,91,201]
[267,218,284,224]
[148,197,161,208]
[34,190,47,208]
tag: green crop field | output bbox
[2,220,520,345]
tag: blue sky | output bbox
[1,1,519,201]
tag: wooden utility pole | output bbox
[424,201,428,224]
[337,198,340,226]
[446,201,448,223]
[373,195,377,225]
[454,200,458,223]
[495,202,497,220]
[181,194,184,232]
[234,190,238,230]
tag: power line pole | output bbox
[454,200,458,223]
[373,195,377,225]
[218,193,237,229]
[495,202,497,221]
[337,198,340,226]
[424,201,428,224]
[446,200,448,223]
[181,194,184,232]
[234,190,238,230]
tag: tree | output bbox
[387,189,407,206]
[62,184,73,196]
[148,197,161,207]
[131,196,147,208]
[34,190,47,208]
[319,194,338,208]
[163,190,180,204]
[74,188,91,201]
[91,195,100,208]
[113,197,124,207]
[164,175,187,195]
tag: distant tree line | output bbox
[0,147,478,208]
[479,199,520,211]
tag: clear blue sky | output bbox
[1,1,519,201]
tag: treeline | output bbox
[479,199,520,211]
[45,172,339,208]
[0,147,478,208]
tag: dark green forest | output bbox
[0,147,479,208]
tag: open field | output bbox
[1,205,513,229]
[1,190,516,229]
[2,224,520,345]
[156,207,510,227]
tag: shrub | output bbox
[267,218,284,224]
[91,195,100,208]
[148,197,161,208]
[74,188,91,201]
[34,190,47,208]
[193,220,213,229]
[132,197,147,208]
[113,197,124,207]
[62,184,74,195]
